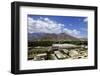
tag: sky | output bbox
[28,15,88,38]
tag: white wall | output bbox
[0,0,99,76]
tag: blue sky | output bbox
[28,15,88,38]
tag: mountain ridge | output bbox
[28,32,83,41]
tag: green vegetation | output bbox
[28,41,87,47]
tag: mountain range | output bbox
[28,33,87,41]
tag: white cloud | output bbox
[28,17,81,38]
[44,17,49,21]
[83,18,88,22]
[28,17,62,34]
[63,28,81,38]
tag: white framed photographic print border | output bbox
[11,1,98,74]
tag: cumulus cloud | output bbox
[28,17,63,34]
[83,18,88,22]
[28,17,81,38]
[63,28,81,38]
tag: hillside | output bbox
[28,33,80,41]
